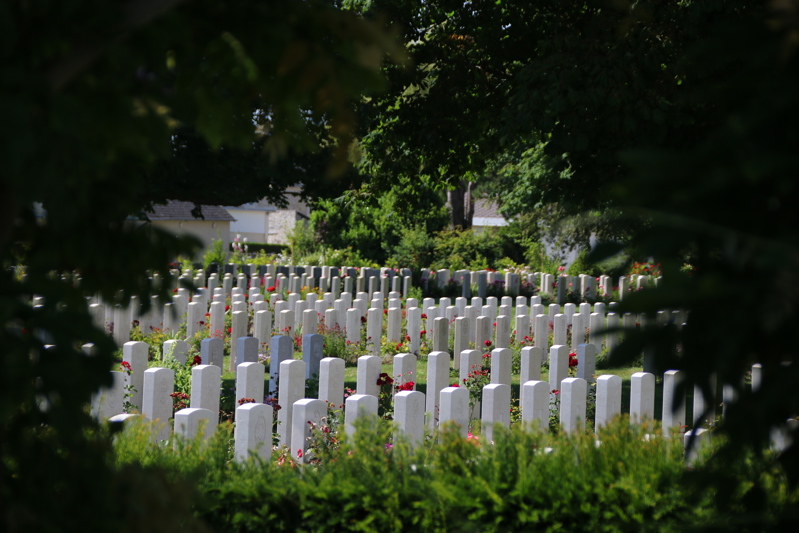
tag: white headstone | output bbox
[393,353,417,390]
[173,407,215,447]
[395,390,426,447]
[277,359,306,448]
[236,362,265,406]
[426,351,451,428]
[291,398,327,463]
[630,372,655,424]
[318,357,346,410]
[595,374,622,431]
[560,377,587,433]
[482,383,510,442]
[521,380,549,432]
[122,341,148,412]
[356,355,382,397]
[549,345,570,393]
[141,367,175,442]
[490,347,512,386]
[520,346,543,383]
[344,394,378,437]
[438,386,469,437]
[662,370,686,436]
[190,364,221,423]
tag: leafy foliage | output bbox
[0,1,403,530]
[593,0,799,490]
[111,416,799,531]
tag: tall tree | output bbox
[351,0,757,231]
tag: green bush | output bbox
[229,242,288,255]
[108,417,799,532]
[387,224,435,271]
[203,238,228,270]
[313,185,449,266]
[286,221,319,263]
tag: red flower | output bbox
[360,316,367,324]
[420,330,426,336]
[421,313,427,319]
[484,340,492,347]
[120,361,132,372]
[267,286,276,292]
[551,389,560,395]
[238,397,257,405]
[297,449,303,458]
[227,327,232,334]
[225,305,230,312]
[191,355,202,366]
[383,309,388,315]
[376,373,394,387]
[450,383,460,387]
[396,381,415,391]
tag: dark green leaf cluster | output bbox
[0,1,403,530]
[593,1,799,490]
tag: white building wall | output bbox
[228,210,268,243]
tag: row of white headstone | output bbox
[89,276,686,375]
[94,338,733,464]
[202,263,656,302]
[83,265,660,348]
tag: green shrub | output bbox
[286,220,319,263]
[109,415,799,532]
[387,224,435,270]
[230,242,288,255]
[203,238,228,270]
[524,241,561,274]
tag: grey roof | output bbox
[146,200,235,221]
[225,186,310,217]
[473,199,505,220]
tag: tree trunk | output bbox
[448,180,474,230]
